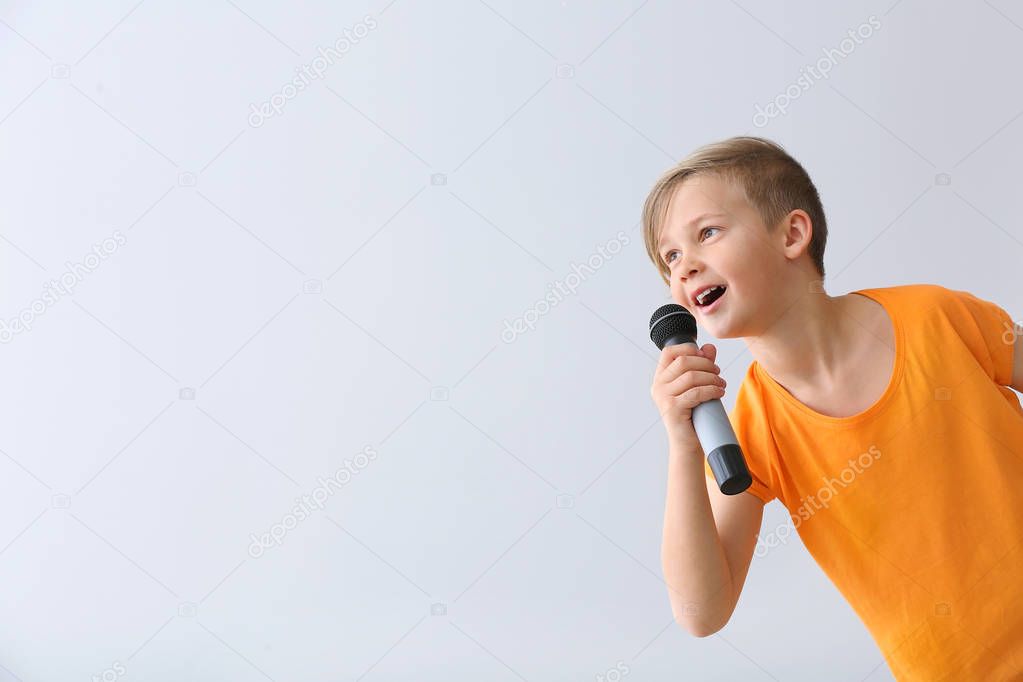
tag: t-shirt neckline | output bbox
[752,288,905,426]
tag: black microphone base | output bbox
[708,443,753,495]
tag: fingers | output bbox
[683,382,727,407]
[657,342,703,372]
[660,351,721,386]
[657,341,719,370]
[664,369,726,397]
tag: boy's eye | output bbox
[663,227,719,266]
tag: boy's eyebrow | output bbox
[658,212,728,250]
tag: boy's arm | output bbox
[701,459,765,624]
[943,287,1018,388]
[661,435,764,636]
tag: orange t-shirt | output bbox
[707,283,1022,679]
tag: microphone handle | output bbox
[668,337,753,495]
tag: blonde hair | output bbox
[641,136,827,286]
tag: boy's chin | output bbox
[696,307,739,337]
[702,325,736,339]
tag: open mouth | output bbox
[694,285,727,310]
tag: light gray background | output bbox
[1,1,1021,680]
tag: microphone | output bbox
[649,304,752,495]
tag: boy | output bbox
[644,136,1023,679]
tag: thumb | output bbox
[701,343,717,361]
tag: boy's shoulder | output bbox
[727,362,773,428]
[871,283,1011,332]
[855,282,1007,334]
[855,281,950,306]
[858,281,991,311]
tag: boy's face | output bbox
[657,173,784,338]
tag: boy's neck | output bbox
[743,284,874,396]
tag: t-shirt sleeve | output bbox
[704,454,774,504]
[703,380,778,504]
[942,286,1016,387]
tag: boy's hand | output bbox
[651,342,727,447]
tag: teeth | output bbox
[696,285,725,305]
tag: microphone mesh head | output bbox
[649,304,696,349]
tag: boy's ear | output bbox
[779,209,813,262]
